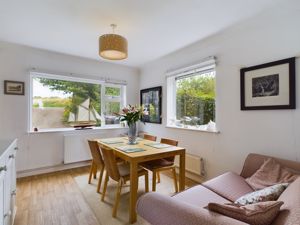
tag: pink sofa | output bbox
[137,153,300,225]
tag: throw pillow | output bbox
[208,201,284,225]
[246,158,298,190]
[235,183,288,205]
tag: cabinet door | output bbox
[0,170,5,225]
[9,153,16,225]
[4,158,13,225]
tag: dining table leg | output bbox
[129,160,138,223]
[179,151,186,191]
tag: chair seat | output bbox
[142,159,174,170]
[118,163,145,177]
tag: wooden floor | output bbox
[15,166,199,225]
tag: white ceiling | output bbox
[0,0,278,67]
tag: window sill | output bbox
[28,125,126,134]
[166,125,220,133]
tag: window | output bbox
[30,72,126,131]
[103,85,125,125]
[166,58,216,131]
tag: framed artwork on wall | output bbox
[240,57,295,110]
[140,86,162,123]
[4,80,25,95]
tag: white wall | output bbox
[0,42,139,172]
[139,1,300,180]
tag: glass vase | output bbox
[128,122,138,145]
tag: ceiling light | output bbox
[99,24,128,60]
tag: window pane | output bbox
[32,77,101,129]
[104,102,120,124]
[105,86,120,97]
[176,71,215,127]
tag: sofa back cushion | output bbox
[272,177,300,225]
[245,158,298,190]
[203,172,254,202]
[240,153,300,179]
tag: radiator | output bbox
[174,153,205,177]
[64,133,101,164]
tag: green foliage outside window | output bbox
[105,87,120,96]
[36,78,101,124]
[176,73,215,125]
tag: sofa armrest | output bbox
[137,192,248,225]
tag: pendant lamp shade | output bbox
[99,25,128,60]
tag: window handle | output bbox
[9,154,15,159]
[11,190,16,196]
[0,166,7,172]
[4,210,11,218]
[14,147,18,150]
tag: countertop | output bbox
[0,139,15,156]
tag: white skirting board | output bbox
[17,161,91,178]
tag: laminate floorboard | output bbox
[15,167,100,225]
[15,166,199,225]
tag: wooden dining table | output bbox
[97,137,186,224]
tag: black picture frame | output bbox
[4,80,25,95]
[240,57,295,110]
[140,86,162,124]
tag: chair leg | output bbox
[88,161,94,184]
[145,172,149,192]
[157,172,161,183]
[101,172,109,201]
[112,179,123,218]
[93,164,97,179]
[152,171,157,192]
[172,168,178,193]
[97,166,105,193]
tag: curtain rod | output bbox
[166,56,216,77]
[29,68,127,85]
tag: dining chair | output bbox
[143,134,157,142]
[141,138,179,192]
[87,140,105,193]
[99,145,149,217]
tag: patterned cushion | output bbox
[246,158,299,190]
[208,201,284,225]
[235,183,288,205]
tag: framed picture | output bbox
[240,57,295,110]
[140,86,162,123]
[4,80,25,95]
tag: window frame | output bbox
[166,58,218,132]
[29,72,126,132]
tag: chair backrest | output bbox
[88,140,104,167]
[161,138,178,146]
[144,134,157,142]
[161,138,178,162]
[99,145,120,181]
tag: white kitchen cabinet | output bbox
[0,140,17,225]
[0,170,5,225]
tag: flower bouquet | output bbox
[116,105,144,144]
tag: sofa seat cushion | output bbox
[203,172,254,202]
[272,177,300,225]
[173,185,230,208]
